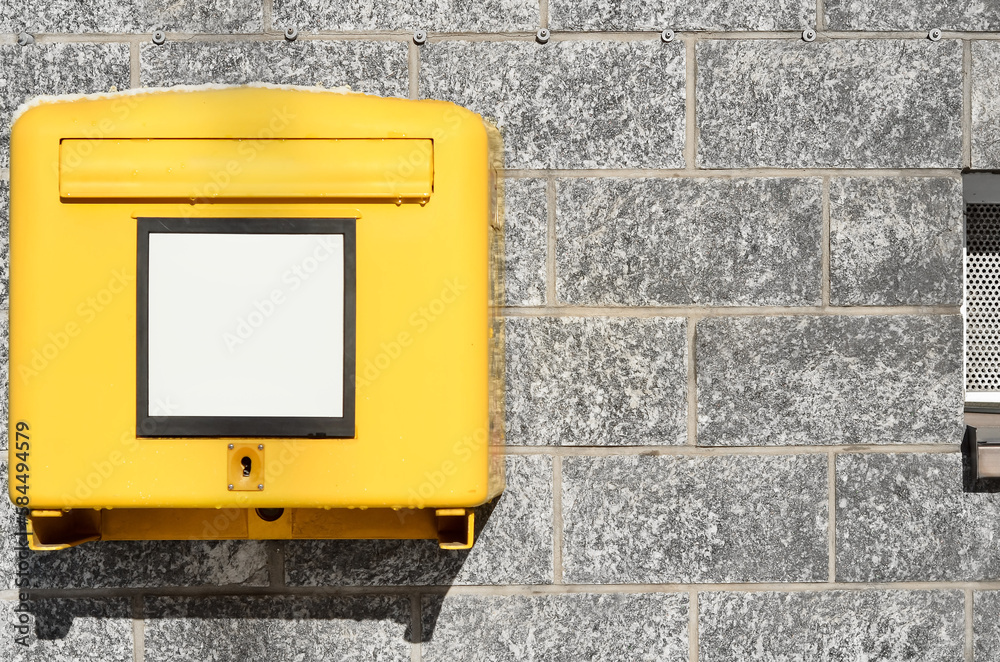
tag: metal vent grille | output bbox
[966,202,1000,392]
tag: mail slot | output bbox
[8,86,504,550]
[59,138,434,199]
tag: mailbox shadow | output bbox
[11,498,501,647]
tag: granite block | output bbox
[697,40,963,168]
[421,593,688,661]
[700,590,965,662]
[972,42,1000,169]
[273,0,539,32]
[0,0,261,33]
[420,41,685,169]
[0,44,130,168]
[0,310,8,452]
[549,0,813,30]
[827,0,1000,31]
[697,315,964,446]
[144,595,411,661]
[561,454,828,583]
[0,466,269,589]
[838,453,1000,582]
[975,591,1000,662]
[140,40,408,97]
[18,540,269,589]
[831,177,964,306]
[505,316,687,446]
[556,178,822,306]
[503,178,547,307]
[284,454,553,585]
[0,180,9,311]
[0,598,133,662]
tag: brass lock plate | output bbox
[228,443,265,491]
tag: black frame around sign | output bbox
[136,217,356,438]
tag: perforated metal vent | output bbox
[966,202,1000,394]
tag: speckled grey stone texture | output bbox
[697,40,963,168]
[420,41,685,169]
[826,0,1000,30]
[0,310,8,451]
[700,590,965,662]
[273,0,539,31]
[284,454,552,585]
[549,0,812,30]
[503,178,547,307]
[838,453,1000,582]
[831,178,964,306]
[697,315,964,446]
[556,178,822,306]
[975,591,1000,661]
[0,44,130,168]
[0,478,268,589]
[421,593,689,661]
[140,41,408,97]
[0,180,9,312]
[505,316,687,446]
[18,541,268,588]
[0,598,133,662]
[561,454,828,583]
[144,595,411,661]
[0,0,261,33]
[972,42,1000,169]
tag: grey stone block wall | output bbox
[422,593,690,661]
[556,178,823,306]
[830,177,964,306]
[700,590,965,661]
[836,453,1000,582]
[697,40,963,168]
[0,2,989,660]
[144,596,412,661]
[561,454,828,583]
[419,40,686,169]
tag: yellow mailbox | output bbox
[7,86,504,551]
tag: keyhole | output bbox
[241,456,252,477]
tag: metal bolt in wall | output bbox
[536,28,550,44]
[284,26,298,41]
[413,29,427,45]
[660,29,674,43]
[801,28,816,42]
[152,30,167,45]
[16,32,34,46]
[928,28,942,42]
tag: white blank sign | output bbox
[147,232,345,418]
